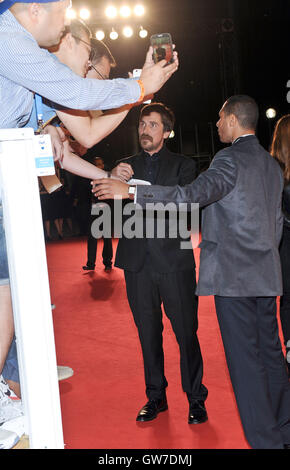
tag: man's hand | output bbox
[111,162,134,182]
[140,46,179,96]
[92,178,130,200]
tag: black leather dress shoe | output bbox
[188,400,208,424]
[82,265,95,271]
[136,398,168,422]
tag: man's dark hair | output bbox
[140,102,175,132]
[223,95,259,130]
[89,38,116,67]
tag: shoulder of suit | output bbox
[164,150,194,163]
[213,145,234,159]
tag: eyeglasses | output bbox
[87,62,108,80]
[71,35,109,80]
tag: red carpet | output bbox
[46,237,250,449]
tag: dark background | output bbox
[72,0,290,172]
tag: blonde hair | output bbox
[270,114,290,182]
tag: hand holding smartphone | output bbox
[150,33,174,65]
[137,34,178,97]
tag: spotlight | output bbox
[96,30,105,41]
[120,5,131,18]
[66,8,76,19]
[123,26,133,38]
[79,8,90,20]
[110,28,119,40]
[139,26,148,38]
[134,4,145,16]
[105,5,117,19]
[266,108,277,119]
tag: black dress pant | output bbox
[124,259,207,403]
[86,216,113,268]
[280,225,290,349]
[86,235,113,268]
[215,296,290,449]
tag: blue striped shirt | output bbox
[0,10,141,129]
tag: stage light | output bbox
[110,28,119,40]
[123,26,133,38]
[120,5,131,18]
[134,4,145,16]
[96,30,105,40]
[266,108,277,119]
[105,5,117,19]
[79,8,90,20]
[66,8,76,19]
[169,130,175,139]
[139,26,148,38]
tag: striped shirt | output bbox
[0,10,141,129]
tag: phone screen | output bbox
[150,33,173,64]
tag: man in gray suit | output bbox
[93,95,290,449]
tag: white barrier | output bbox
[0,128,64,449]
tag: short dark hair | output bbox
[89,39,116,67]
[139,102,175,132]
[223,95,259,130]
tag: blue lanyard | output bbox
[34,94,44,127]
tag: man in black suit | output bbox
[93,96,290,448]
[114,103,208,423]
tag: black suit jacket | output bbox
[136,136,284,296]
[115,146,197,273]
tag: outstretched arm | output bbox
[56,105,131,149]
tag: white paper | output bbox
[128,178,151,186]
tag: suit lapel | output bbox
[155,150,172,185]
[131,153,145,179]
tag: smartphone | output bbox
[132,69,151,103]
[150,33,173,65]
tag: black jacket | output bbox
[115,146,197,273]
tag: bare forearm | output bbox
[56,106,130,149]
[62,150,107,179]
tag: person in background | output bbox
[82,157,113,272]
[270,114,290,376]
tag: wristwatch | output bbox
[128,185,136,200]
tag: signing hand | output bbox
[92,178,130,200]
[111,162,134,182]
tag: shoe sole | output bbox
[136,404,168,422]
[188,415,208,425]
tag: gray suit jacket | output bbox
[136,135,284,296]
